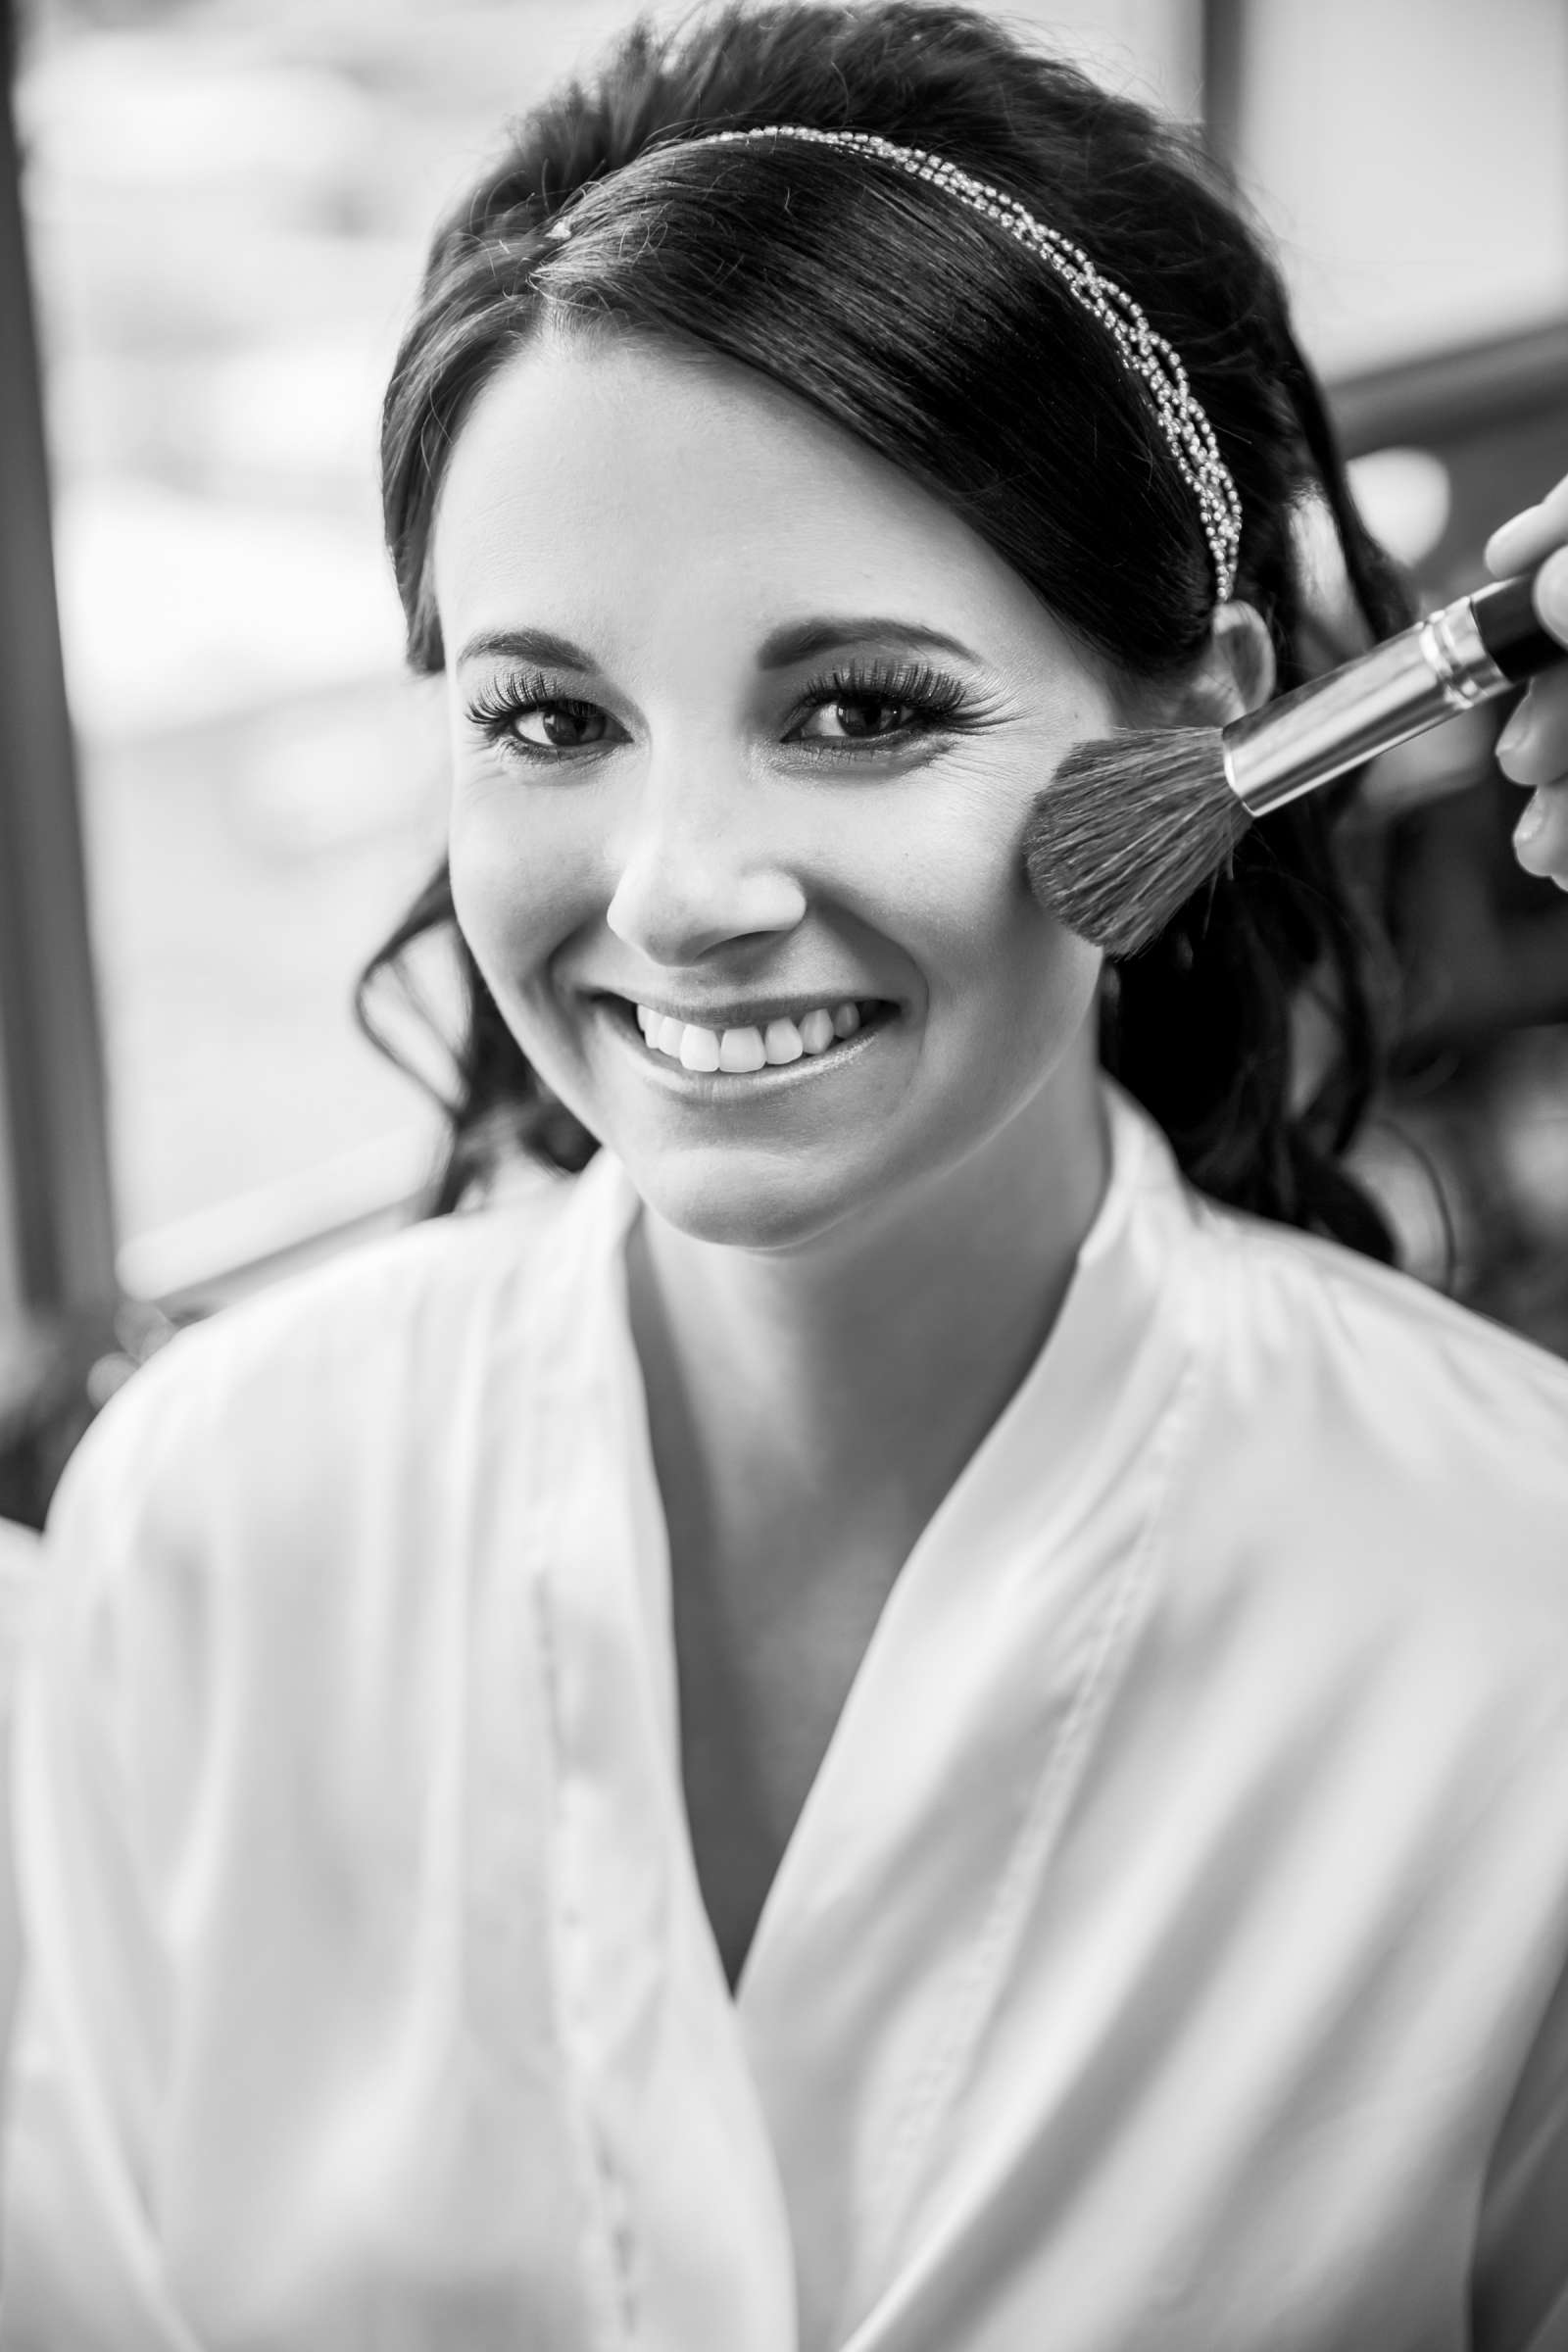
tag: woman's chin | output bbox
[624,1145,879,1255]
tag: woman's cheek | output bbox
[447,785,596,976]
[447,808,602,1111]
[1037,931,1105,1054]
[900,770,1102,1024]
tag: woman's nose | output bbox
[603,758,808,963]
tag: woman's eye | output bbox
[509,700,612,750]
[797,694,922,744]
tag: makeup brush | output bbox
[1023,570,1564,959]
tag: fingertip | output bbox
[1485,506,1543,575]
[1511,777,1568,885]
[1486,478,1568,576]
[1494,697,1534,767]
[1512,791,1545,854]
[1537,546,1568,637]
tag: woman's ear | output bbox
[1170,601,1277,728]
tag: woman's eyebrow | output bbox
[456,618,985,673]
[756,616,983,669]
[457,626,598,670]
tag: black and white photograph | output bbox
[0,0,1566,2343]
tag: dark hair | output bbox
[358,0,1410,1252]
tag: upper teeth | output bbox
[634,1000,869,1071]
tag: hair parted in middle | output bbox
[360,0,1413,1257]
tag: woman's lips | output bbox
[595,993,898,1081]
[634,995,878,1071]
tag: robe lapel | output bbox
[514,1152,799,2352]
[565,1091,1199,2350]
[726,1093,1199,2349]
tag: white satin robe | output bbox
[5,1086,1568,2351]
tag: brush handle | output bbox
[1224,564,1567,815]
[1470,573,1563,684]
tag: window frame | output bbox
[0,18,117,1349]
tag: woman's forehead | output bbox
[430,331,1070,676]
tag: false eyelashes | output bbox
[462,656,990,767]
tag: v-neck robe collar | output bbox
[537,1085,1200,2350]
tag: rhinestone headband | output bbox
[544,124,1243,604]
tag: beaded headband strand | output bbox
[545,123,1244,605]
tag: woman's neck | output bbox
[625,1054,1111,1593]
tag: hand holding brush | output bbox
[1024,478,1568,960]
[1487,480,1568,885]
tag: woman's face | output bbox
[432,329,1115,1251]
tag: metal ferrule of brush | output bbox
[1220,596,1513,817]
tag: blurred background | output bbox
[1,0,1566,1529]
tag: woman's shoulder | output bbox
[1173,1186,1568,1617]
[155,1163,583,1377]
[46,1161,610,1567]
[1191,1188,1568,1423]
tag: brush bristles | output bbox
[1022,727,1251,958]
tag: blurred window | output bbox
[1226,0,1568,374]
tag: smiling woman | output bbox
[370,26,1404,1251]
[432,334,1112,1256]
[6,6,1568,2351]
